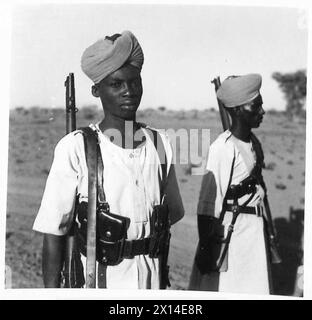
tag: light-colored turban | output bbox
[217,74,262,108]
[81,30,144,84]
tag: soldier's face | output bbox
[239,95,265,128]
[93,64,143,121]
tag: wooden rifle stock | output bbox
[211,76,281,264]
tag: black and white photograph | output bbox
[1,0,310,300]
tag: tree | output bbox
[272,70,306,119]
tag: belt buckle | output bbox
[255,204,262,217]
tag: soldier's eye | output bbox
[110,81,122,88]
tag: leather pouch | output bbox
[75,201,130,266]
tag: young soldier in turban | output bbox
[189,74,271,295]
[33,31,184,289]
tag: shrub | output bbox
[275,183,286,190]
[265,162,276,171]
[158,106,166,112]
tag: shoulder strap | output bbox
[79,127,106,204]
[219,153,235,223]
[250,132,266,190]
[142,127,168,203]
[250,132,265,169]
[78,126,99,288]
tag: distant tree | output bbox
[272,70,306,120]
[158,106,166,112]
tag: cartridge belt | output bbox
[122,237,151,258]
[224,203,263,217]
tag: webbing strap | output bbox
[142,127,168,203]
[97,144,106,204]
[80,127,98,288]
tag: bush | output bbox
[158,106,167,112]
[275,182,286,190]
[265,162,276,170]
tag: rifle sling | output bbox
[140,125,168,202]
[81,127,98,288]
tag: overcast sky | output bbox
[9,3,308,111]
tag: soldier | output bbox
[189,74,271,294]
[33,31,184,289]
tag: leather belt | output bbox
[122,238,151,258]
[224,203,263,217]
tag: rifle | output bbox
[65,73,77,134]
[211,76,282,265]
[63,73,85,288]
[211,77,231,131]
[64,73,98,288]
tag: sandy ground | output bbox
[5,107,305,295]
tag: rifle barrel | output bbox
[211,77,231,131]
[65,76,70,134]
[65,73,77,134]
[68,73,77,132]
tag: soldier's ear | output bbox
[92,85,100,98]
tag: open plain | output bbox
[5,106,305,295]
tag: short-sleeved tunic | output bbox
[189,130,270,295]
[33,123,184,289]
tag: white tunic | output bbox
[33,123,184,289]
[189,130,270,295]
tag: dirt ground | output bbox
[5,107,305,295]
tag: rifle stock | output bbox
[211,76,281,264]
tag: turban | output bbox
[81,30,144,84]
[217,74,262,108]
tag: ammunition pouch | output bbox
[225,175,258,199]
[149,203,170,258]
[149,203,171,288]
[75,201,170,267]
[76,201,131,266]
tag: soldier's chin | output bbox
[121,104,138,112]
[253,119,262,128]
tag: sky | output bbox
[8,2,308,111]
